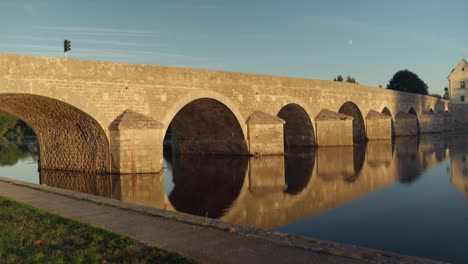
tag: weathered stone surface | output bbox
[365,110,392,140]
[315,109,353,146]
[247,112,285,155]
[437,110,454,131]
[315,109,353,121]
[419,112,444,134]
[109,110,164,130]
[395,112,418,136]
[247,111,286,124]
[110,111,164,173]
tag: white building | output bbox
[448,59,468,124]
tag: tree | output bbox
[429,93,442,99]
[443,87,449,99]
[345,76,358,84]
[333,75,358,84]
[387,70,428,95]
[333,75,344,82]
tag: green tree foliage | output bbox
[0,111,35,142]
[429,93,442,99]
[443,87,449,99]
[387,70,428,95]
[333,75,358,84]
[0,112,19,140]
[345,76,358,84]
[333,75,344,82]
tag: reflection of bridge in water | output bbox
[40,134,453,229]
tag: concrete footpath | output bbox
[0,177,445,264]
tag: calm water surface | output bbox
[1,134,468,263]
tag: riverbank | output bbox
[0,196,195,263]
[0,177,445,264]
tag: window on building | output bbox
[462,95,465,102]
[462,81,466,88]
[463,67,465,71]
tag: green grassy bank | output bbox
[0,196,197,264]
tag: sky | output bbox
[1,0,467,94]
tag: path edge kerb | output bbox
[0,176,445,264]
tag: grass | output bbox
[0,196,197,264]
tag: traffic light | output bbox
[64,39,71,52]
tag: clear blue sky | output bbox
[1,0,467,94]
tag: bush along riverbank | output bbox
[0,196,197,264]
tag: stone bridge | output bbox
[0,54,451,173]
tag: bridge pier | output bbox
[247,112,285,155]
[365,110,392,140]
[394,112,418,136]
[419,112,444,134]
[437,111,454,131]
[315,109,354,146]
[109,110,164,174]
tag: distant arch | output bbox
[338,101,367,144]
[277,103,315,148]
[408,107,421,134]
[429,109,434,114]
[0,94,110,172]
[382,107,395,138]
[164,98,248,155]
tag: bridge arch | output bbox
[162,91,247,138]
[382,107,395,137]
[408,107,421,134]
[0,94,110,172]
[277,103,315,148]
[338,101,367,144]
[163,92,248,155]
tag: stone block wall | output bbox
[394,112,418,136]
[247,112,285,155]
[419,113,444,133]
[109,110,164,173]
[365,110,392,140]
[315,109,353,146]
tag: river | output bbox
[1,134,467,263]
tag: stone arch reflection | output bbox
[168,156,248,218]
[277,104,315,148]
[338,101,367,144]
[284,149,315,194]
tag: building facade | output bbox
[449,59,468,124]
